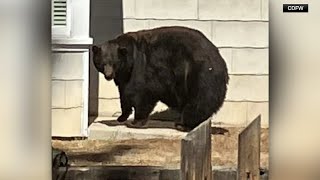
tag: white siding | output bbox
[95,0,269,127]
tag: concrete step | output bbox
[88,116,187,140]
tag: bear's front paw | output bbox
[117,114,129,122]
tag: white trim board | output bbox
[81,50,89,136]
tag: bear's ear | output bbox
[118,47,128,57]
[92,45,101,54]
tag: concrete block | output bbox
[226,75,268,101]
[98,98,122,117]
[212,101,248,126]
[52,81,65,108]
[52,52,84,80]
[261,0,269,20]
[98,74,119,99]
[199,0,261,20]
[149,20,212,40]
[247,102,269,127]
[219,48,233,73]
[65,81,83,107]
[212,21,268,47]
[88,120,186,140]
[231,48,269,74]
[123,19,150,33]
[135,0,197,19]
[52,108,82,136]
[123,0,135,18]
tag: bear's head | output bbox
[92,41,131,81]
[92,35,148,85]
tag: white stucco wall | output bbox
[52,0,92,137]
[95,0,269,127]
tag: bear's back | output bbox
[115,26,227,76]
[124,26,215,49]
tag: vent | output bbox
[52,0,67,26]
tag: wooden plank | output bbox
[237,115,261,180]
[57,166,162,180]
[180,119,212,180]
[57,166,269,180]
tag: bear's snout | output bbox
[104,65,114,80]
[104,75,114,81]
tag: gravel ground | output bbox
[52,127,269,169]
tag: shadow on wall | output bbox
[89,0,124,125]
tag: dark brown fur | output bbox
[92,26,229,131]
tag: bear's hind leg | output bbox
[176,101,212,131]
[174,103,198,132]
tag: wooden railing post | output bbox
[237,115,261,180]
[180,119,212,180]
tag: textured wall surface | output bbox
[52,52,87,136]
[95,0,269,127]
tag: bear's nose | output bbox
[104,75,113,81]
[104,65,114,80]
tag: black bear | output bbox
[92,26,229,131]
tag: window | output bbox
[52,0,71,38]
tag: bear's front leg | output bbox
[131,95,157,127]
[117,85,133,123]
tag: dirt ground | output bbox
[52,127,269,169]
